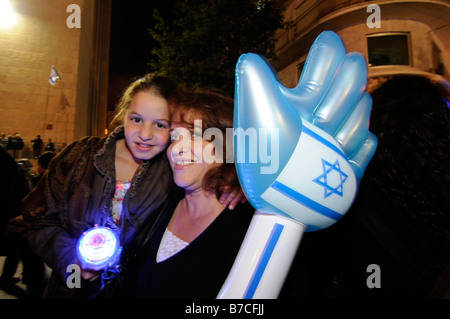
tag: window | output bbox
[367,33,410,67]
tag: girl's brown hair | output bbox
[110,73,181,129]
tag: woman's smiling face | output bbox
[167,110,220,193]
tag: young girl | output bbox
[120,90,254,298]
[8,75,242,298]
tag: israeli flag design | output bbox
[261,120,356,231]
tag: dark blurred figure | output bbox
[45,138,55,152]
[10,133,24,159]
[31,151,56,187]
[280,75,450,299]
[1,148,47,298]
[31,135,44,159]
[16,159,34,194]
[5,135,14,158]
[0,147,28,291]
[0,133,8,149]
[19,152,57,297]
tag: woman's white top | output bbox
[156,228,189,263]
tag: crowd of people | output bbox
[0,133,58,160]
[1,73,449,300]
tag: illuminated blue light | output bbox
[443,98,450,110]
[76,225,122,271]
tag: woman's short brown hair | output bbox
[175,89,239,198]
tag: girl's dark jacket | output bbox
[7,126,172,297]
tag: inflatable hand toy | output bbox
[218,31,377,298]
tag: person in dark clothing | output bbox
[1,149,47,298]
[31,151,56,187]
[8,133,24,159]
[44,138,55,152]
[279,75,450,299]
[31,135,44,159]
[119,90,253,298]
[0,147,29,290]
[0,133,8,149]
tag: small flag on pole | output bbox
[49,65,61,85]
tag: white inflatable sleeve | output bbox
[217,212,305,299]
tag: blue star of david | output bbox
[313,159,348,198]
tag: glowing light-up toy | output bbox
[76,225,122,271]
[218,31,377,298]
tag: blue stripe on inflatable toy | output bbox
[271,180,342,221]
[244,223,284,298]
[302,124,346,159]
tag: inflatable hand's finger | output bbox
[332,92,377,183]
[335,93,372,157]
[312,53,367,135]
[281,31,346,121]
[348,132,378,182]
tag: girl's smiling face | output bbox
[124,90,170,163]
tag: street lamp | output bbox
[0,0,18,29]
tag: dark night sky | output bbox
[109,0,176,74]
[107,1,174,114]
[109,1,155,75]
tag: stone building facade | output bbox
[0,0,110,151]
[273,0,450,92]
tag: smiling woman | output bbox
[168,90,240,195]
[116,90,253,299]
